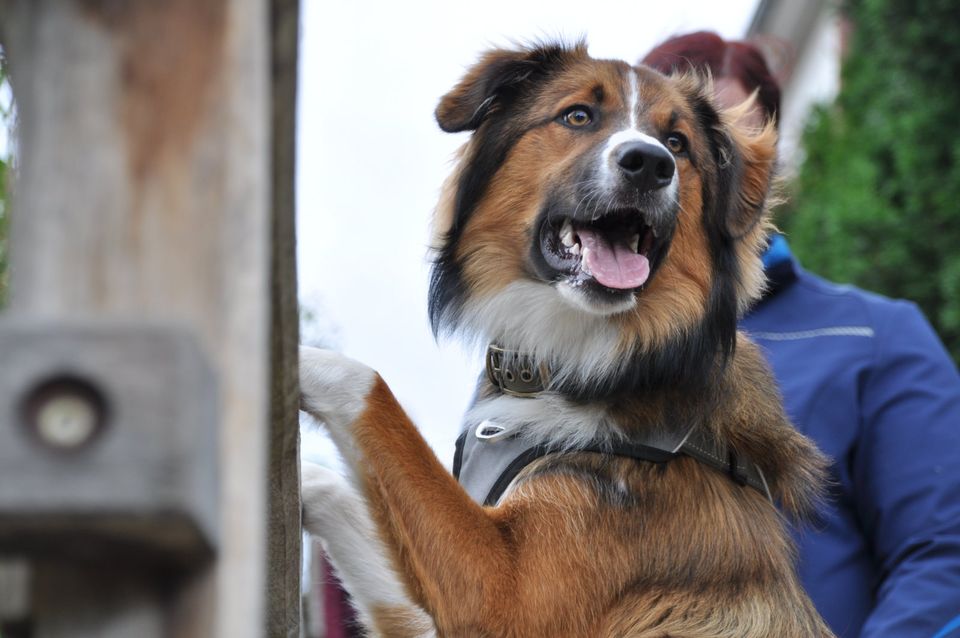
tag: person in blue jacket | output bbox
[641,31,960,638]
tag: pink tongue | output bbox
[579,228,650,289]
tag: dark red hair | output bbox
[642,31,780,120]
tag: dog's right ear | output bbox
[436,44,581,133]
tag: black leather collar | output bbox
[485,344,550,396]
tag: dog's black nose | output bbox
[615,141,675,192]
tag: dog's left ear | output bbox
[705,95,779,240]
[436,43,583,133]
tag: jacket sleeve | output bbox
[856,301,960,638]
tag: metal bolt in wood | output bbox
[22,378,106,451]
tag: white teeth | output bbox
[570,243,581,255]
[629,234,640,253]
[560,219,575,247]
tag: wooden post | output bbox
[267,0,303,635]
[0,0,301,635]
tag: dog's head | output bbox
[430,43,777,398]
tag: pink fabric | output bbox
[322,558,359,638]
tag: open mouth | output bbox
[538,211,664,292]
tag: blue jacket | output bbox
[741,236,960,637]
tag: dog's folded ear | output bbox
[719,112,779,240]
[679,76,779,242]
[436,43,583,133]
[713,108,779,241]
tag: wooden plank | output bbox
[266,0,303,635]
[0,0,294,635]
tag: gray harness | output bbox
[453,346,773,506]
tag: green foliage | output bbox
[0,153,7,306]
[783,0,960,362]
[0,52,9,307]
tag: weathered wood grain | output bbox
[0,0,301,635]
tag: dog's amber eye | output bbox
[666,132,688,154]
[560,106,593,128]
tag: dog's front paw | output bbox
[301,461,357,537]
[299,346,378,432]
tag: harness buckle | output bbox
[474,420,519,443]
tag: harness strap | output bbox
[677,428,771,499]
[454,427,772,507]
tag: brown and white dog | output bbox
[301,42,833,637]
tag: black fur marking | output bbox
[654,606,675,626]
[551,318,725,402]
[691,87,746,368]
[429,242,468,336]
[667,109,679,130]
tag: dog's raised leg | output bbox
[301,462,435,637]
[299,347,515,635]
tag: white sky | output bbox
[296,0,761,468]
